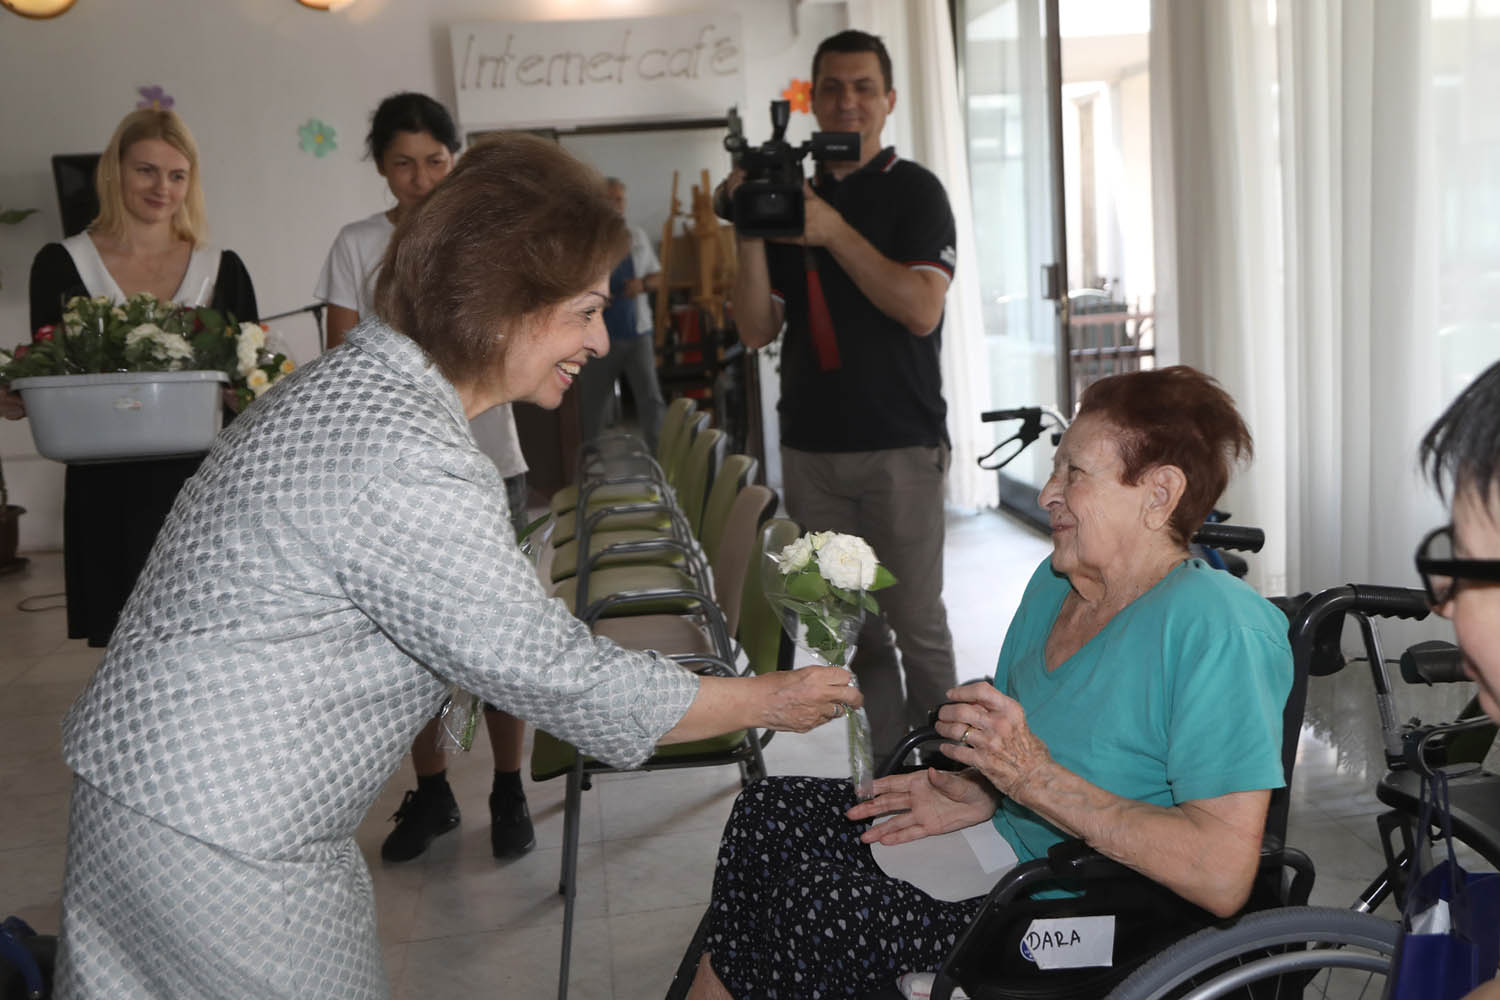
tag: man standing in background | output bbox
[576,177,667,453]
[721,30,958,761]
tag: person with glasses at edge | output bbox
[1416,357,1500,1000]
[1418,356,1500,725]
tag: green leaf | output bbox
[860,592,880,613]
[0,208,38,226]
[870,565,898,591]
[785,569,829,601]
[803,613,836,652]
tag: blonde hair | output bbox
[91,109,207,245]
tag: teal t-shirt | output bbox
[990,557,1292,863]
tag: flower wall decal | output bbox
[298,119,337,157]
[781,78,812,114]
[136,85,175,111]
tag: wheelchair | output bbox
[664,564,1500,999]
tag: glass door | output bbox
[1056,0,1155,411]
[960,0,1066,522]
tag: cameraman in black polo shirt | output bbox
[722,29,959,762]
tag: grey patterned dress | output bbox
[55,320,700,998]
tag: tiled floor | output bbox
[1,509,1492,997]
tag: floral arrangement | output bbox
[769,530,896,666]
[0,293,293,407]
[765,530,894,800]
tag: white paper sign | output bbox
[1018,915,1116,970]
[449,13,745,131]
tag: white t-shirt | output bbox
[315,211,528,480]
[626,223,661,336]
[313,211,394,318]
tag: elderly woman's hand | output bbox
[936,681,1054,803]
[846,766,1000,847]
[0,387,24,420]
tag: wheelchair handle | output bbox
[1400,640,1467,686]
[1189,522,1265,553]
[1346,584,1432,621]
[1288,584,1432,678]
[981,407,1040,423]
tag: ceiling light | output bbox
[2,0,78,18]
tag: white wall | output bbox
[0,0,843,550]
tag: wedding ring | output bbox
[959,724,973,747]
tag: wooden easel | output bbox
[654,169,736,346]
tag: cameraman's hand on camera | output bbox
[715,168,754,238]
[794,181,849,249]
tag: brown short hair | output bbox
[92,109,207,245]
[375,133,628,383]
[1076,366,1253,544]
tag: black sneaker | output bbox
[489,786,536,858]
[380,784,460,862]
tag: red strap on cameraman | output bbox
[804,249,841,372]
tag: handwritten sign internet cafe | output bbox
[450,12,745,131]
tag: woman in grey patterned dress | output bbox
[53,134,861,1000]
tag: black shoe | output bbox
[381,784,460,862]
[489,786,536,858]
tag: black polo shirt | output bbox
[764,146,956,453]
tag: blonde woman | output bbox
[20,108,258,646]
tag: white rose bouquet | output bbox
[769,530,896,664]
[765,530,896,799]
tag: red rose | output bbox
[34,325,55,342]
[14,344,28,358]
[193,315,205,332]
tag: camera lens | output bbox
[752,192,790,215]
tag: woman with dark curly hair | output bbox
[687,366,1293,999]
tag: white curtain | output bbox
[1152,0,1497,596]
[845,0,997,510]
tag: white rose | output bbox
[815,533,879,591]
[125,323,166,347]
[808,530,835,551]
[159,332,194,363]
[248,368,270,396]
[776,536,814,574]
[238,322,266,351]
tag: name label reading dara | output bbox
[1018,915,1115,970]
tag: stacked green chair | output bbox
[548,452,755,583]
[549,410,709,547]
[550,429,729,617]
[531,513,796,1000]
[563,397,697,503]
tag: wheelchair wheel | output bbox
[1106,907,1399,1000]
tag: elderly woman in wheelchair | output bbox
[683,366,1293,999]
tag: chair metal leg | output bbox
[557,761,584,1000]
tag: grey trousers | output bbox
[576,333,666,455]
[782,444,958,759]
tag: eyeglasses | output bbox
[1414,524,1500,605]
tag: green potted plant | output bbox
[1,293,294,463]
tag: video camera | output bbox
[715,100,859,239]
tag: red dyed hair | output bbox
[1076,366,1253,544]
